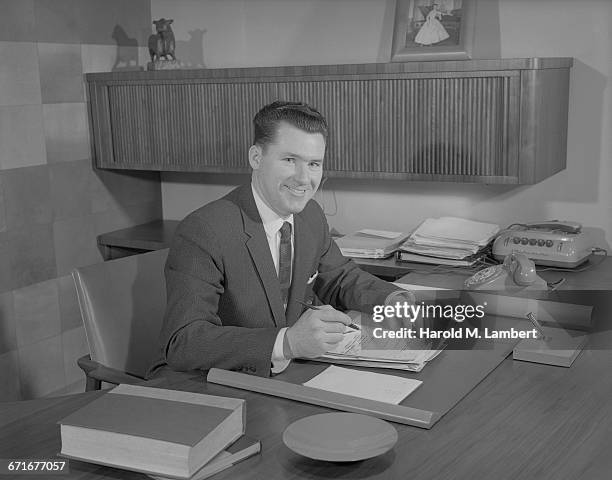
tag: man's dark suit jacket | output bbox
[148,184,397,377]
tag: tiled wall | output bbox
[0,0,161,400]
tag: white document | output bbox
[320,309,444,370]
[303,365,422,404]
[325,329,439,364]
[314,357,427,372]
[392,282,450,291]
[357,229,404,239]
[413,217,499,244]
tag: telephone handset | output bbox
[465,253,548,291]
[523,220,582,234]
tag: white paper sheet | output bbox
[303,365,422,404]
[357,229,404,239]
[326,328,439,364]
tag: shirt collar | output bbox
[251,183,294,237]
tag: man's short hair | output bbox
[252,101,329,148]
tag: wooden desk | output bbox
[2,336,612,480]
[96,220,469,279]
[36,226,610,478]
[398,255,612,291]
[97,220,179,260]
[97,220,612,284]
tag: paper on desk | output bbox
[357,229,404,239]
[303,365,422,404]
[320,326,443,371]
[411,217,499,245]
[314,357,427,372]
[392,282,450,291]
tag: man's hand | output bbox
[284,305,353,359]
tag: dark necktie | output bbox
[278,222,292,306]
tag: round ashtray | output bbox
[282,412,398,462]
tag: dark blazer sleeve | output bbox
[307,203,398,311]
[158,214,279,377]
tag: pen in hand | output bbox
[295,300,361,331]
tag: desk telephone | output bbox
[465,253,547,291]
[492,220,593,268]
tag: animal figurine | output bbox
[148,18,176,62]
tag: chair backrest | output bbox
[72,249,168,379]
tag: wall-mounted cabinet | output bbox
[86,57,572,184]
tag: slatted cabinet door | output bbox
[274,73,519,180]
[87,58,570,184]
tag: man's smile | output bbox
[284,185,311,196]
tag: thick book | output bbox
[149,436,261,480]
[59,384,245,479]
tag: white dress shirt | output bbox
[251,184,293,373]
[250,184,416,374]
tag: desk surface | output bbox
[2,339,612,480]
[96,220,422,278]
[12,226,612,479]
[407,259,612,291]
[97,220,180,252]
[98,221,612,286]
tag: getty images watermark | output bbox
[370,301,541,340]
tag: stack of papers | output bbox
[317,323,444,372]
[335,229,410,259]
[398,217,499,266]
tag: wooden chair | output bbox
[72,249,168,391]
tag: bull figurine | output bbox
[149,18,176,62]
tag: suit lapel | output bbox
[238,186,286,328]
[285,212,318,325]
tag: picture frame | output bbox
[390,0,476,62]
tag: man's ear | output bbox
[248,145,262,170]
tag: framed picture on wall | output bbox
[391,0,476,62]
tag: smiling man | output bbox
[149,101,410,378]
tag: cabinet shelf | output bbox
[86,58,572,184]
